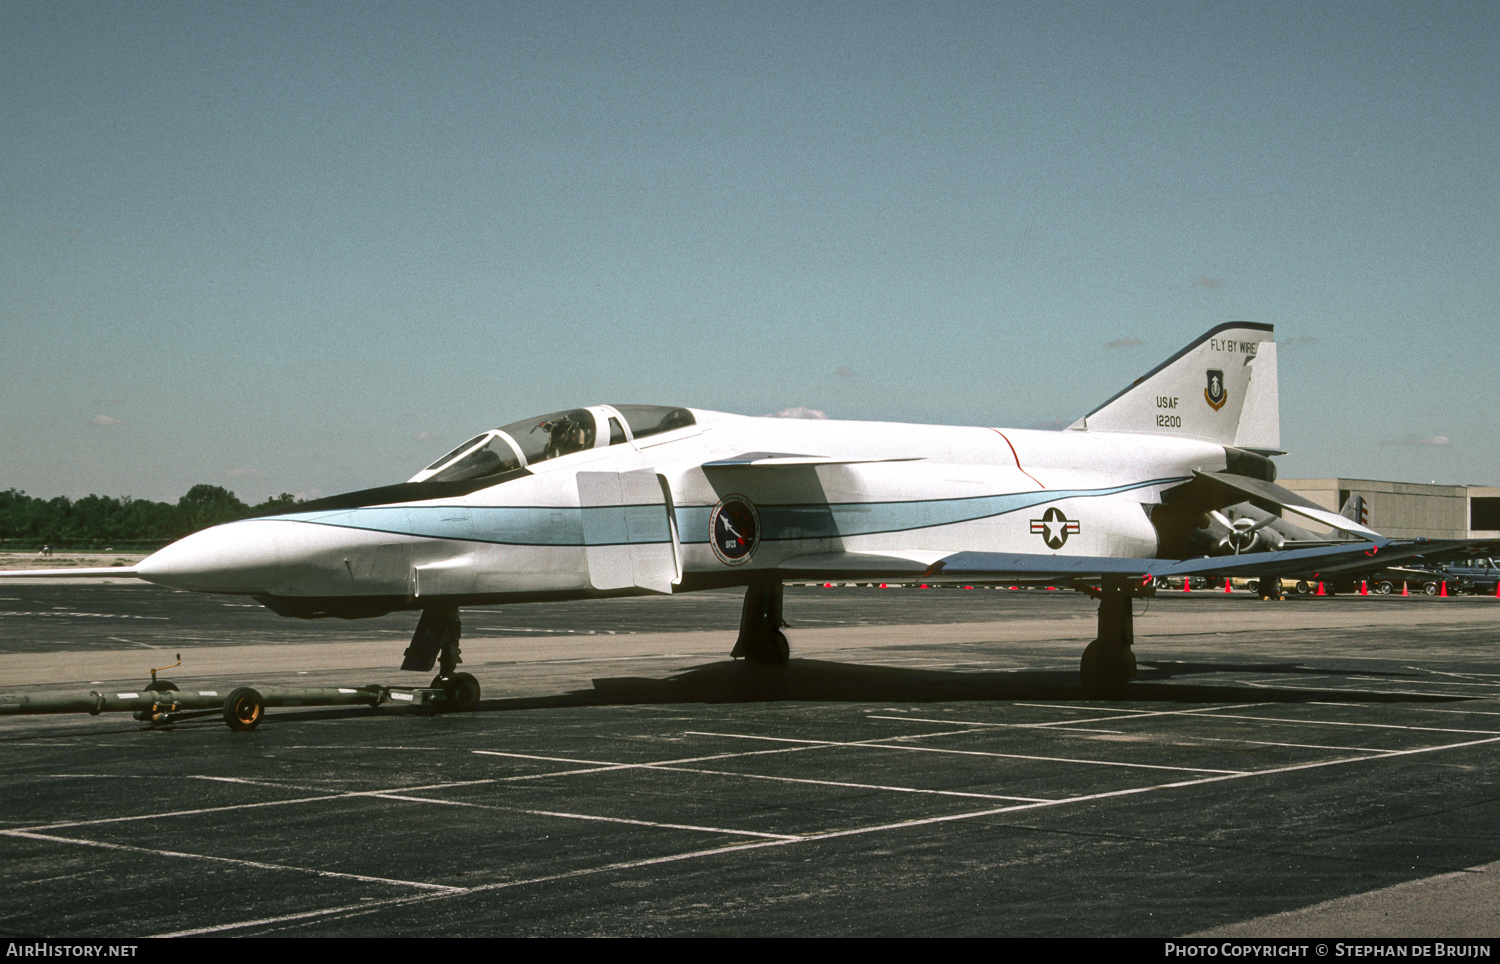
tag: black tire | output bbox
[144,679,178,693]
[1376,581,1394,594]
[1246,580,1260,594]
[1295,581,1310,595]
[223,688,265,732]
[1423,582,1438,596]
[446,673,481,711]
[430,673,482,711]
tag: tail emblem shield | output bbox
[1205,369,1228,411]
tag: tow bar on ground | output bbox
[0,654,482,731]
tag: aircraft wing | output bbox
[930,538,1500,583]
[777,550,941,580]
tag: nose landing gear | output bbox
[403,605,482,710]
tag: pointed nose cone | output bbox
[137,520,285,593]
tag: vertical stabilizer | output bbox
[1069,323,1279,449]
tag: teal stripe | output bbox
[267,478,1185,547]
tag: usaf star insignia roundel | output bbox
[1030,507,1081,550]
[1204,369,1228,411]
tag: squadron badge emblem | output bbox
[1204,369,1227,411]
[1030,507,1080,550]
[709,494,761,565]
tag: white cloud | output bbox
[89,415,124,426]
[225,468,264,478]
[1378,435,1451,447]
[768,407,829,419]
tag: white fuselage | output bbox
[136,409,1231,612]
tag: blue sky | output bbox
[3,1,1497,502]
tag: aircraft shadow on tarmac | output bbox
[482,657,1466,712]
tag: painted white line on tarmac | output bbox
[152,837,793,938]
[147,732,1500,937]
[476,745,1055,802]
[1406,706,1500,718]
[19,794,353,832]
[16,779,500,833]
[1179,711,1500,736]
[688,730,1247,775]
[1195,737,1398,753]
[523,808,801,840]
[2,830,465,892]
[648,763,1055,803]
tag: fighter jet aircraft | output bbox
[16,323,1487,699]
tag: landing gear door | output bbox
[577,470,677,594]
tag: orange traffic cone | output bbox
[1315,581,1326,596]
[1401,581,1409,596]
[1224,578,1233,593]
[1183,577,1191,593]
[1439,581,1449,597]
[1360,579,1369,595]
[1494,581,1499,598]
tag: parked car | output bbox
[1366,565,1466,595]
[1438,557,1500,595]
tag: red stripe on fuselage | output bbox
[991,429,1045,489]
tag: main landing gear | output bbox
[1079,575,1140,699]
[401,605,481,711]
[732,582,790,666]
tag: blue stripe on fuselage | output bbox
[262,477,1186,547]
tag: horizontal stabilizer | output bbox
[1192,471,1384,541]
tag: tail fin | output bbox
[1340,494,1370,528]
[1069,322,1280,451]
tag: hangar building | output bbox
[1279,479,1500,541]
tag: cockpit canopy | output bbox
[409,405,696,485]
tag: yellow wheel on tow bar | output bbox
[223,687,265,731]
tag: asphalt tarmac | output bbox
[1,583,1498,937]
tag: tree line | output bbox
[0,486,300,550]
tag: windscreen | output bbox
[426,433,523,483]
[498,409,597,466]
[424,434,489,471]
